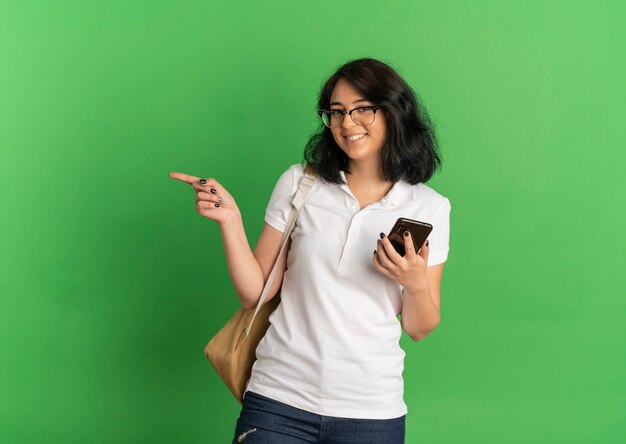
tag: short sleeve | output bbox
[264,164,300,233]
[426,198,451,267]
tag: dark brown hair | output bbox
[302,57,442,185]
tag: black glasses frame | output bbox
[317,105,383,127]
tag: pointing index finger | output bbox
[168,172,200,185]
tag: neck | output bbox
[344,159,390,186]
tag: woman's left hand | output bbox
[372,231,429,291]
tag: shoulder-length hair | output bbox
[302,57,442,185]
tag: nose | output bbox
[341,111,358,129]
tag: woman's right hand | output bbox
[168,172,240,226]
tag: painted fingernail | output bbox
[426,240,429,246]
[379,232,385,239]
[210,188,216,194]
[404,231,409,237]
[200,179,207,184]
[215,203,220,207]
[217,197,222,202]
[373,250,377,255]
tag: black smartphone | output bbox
[387,217,433,256]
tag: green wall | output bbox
[1,0,623,442]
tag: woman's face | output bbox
[328,78,387,166]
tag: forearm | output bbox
[401,281,440,341]
[218,214,264,308]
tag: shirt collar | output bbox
[339,170,414,207]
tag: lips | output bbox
[344,133,367,141]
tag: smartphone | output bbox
[387,217,433,256]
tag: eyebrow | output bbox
[329,98,370,107]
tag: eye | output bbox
[329,109,344,115]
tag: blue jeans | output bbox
[232,390,406,444]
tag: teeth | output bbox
[346,134,366,141]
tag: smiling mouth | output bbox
[345,134,367,141]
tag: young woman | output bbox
[170,57,451,443]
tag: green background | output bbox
[1,0,624,442]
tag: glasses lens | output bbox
[321,111,330,127]
[331,110,344,127]
[321,110,344,127]
[353,107,375,126]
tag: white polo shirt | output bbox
[244,163,451,419]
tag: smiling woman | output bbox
[174,57,451,444]
[234,58,449,443]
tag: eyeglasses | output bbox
[317,105,382,128]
